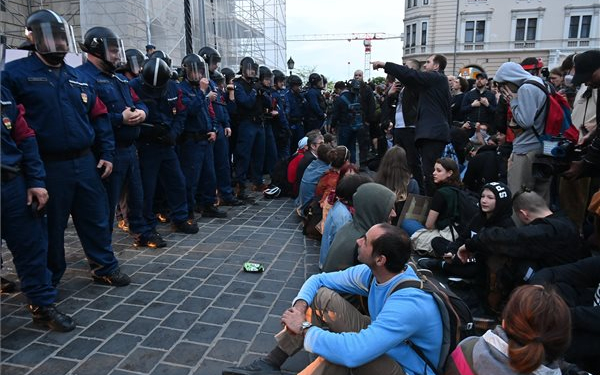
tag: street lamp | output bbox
[287,57,295,76]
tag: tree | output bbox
[370,76,386,85]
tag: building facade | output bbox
[1,0,287,71]
[403,0,600,76]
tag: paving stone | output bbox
[192,358,230,375]
[161,311,199,330]
[55,337,102,359]
[140,302,177,319]
[163,342,208,367]
[157,268,187,280]
[86,295,124,311]
[71,308,106,327]
[191,284,223,299]
[224,281,254,295]
[185,267,213,280]
[5,343,58,366]
[207,339,249,361]
[221,321,260,342]
[234,305,270,322]
[199,307,233,325]
[98,333,142,355]
[71,353,123,375]
[104,304,143,322]
[150,363,192,375]
[122,317,162,336]
[215,264,241,276]
[1,328,44,351]
[28,358,77,375]
[171,259,198,269]
[246,291,278,307]
[179,296,212,313]
[157,290,190,304]
[249,332,277,354]
[124,290,160,306]
[0,364,29,375]
[184,323,221,344]
[130,271,155,284]
[254,279,285,294]
[37,327,82,346]
[141,279,173,292]
[171,277,202,292]
[1,316,30,336]
[212,293,243,309]
[80,320,124,339]
[73,285,110,300]
[118,347,164,373]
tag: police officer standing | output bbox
[257,66,280,188]
[77,27,166,248]
[233,57,268,198]
[1,38,76,331]
[304,73,327,132]
[2,10,130,287]
[129,58,199,234]
[270,69,291,161]
[178,54,226,219]
[285,74,306,153]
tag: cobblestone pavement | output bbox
[1,195,320,375]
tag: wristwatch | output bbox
[300,321,312,333]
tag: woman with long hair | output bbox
[445,284,571,375]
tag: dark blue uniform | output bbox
[129,78,190,227]
[77,61,151,238]
[285,88,306,151]
[179,80,217,216]
[2,54,119,285]
[304,87,326,132]
[271,88,291,161]
[1,86,56,306]
[262,86,280,176]
[210,81,237,202]
[233,77,268,188]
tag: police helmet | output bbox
[26,9,75,55]
[141,57,171,98]
[239,56,258,78]
[259,66,273,82]
[272,69,286,84]
[181,53,208,84]
[308,73,323,87]
[198,46,221,67]
[79,26,126,72]
[210,70,225,85]
[150,50,172,67]
[120,48,145,75]
[348,79,361,94]
[221,67,235,83]
[288,74,302,87]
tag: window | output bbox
[405,25,412,47]
[407,0,417,8]
[515,18,537,41]
[0,0,5,12]
[569,15,592,39]
[465,20,485,43]
[421,22,428,45]
[423,0,429,4]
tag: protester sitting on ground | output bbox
[322,183,396,272]
[445,284,571,375]
[297,144,332,216]
[462,133,508,194]
[530,256,600,375]
[294,130,324,197]
[287,137,308,198]
[319,174,372,269]
[374,146,420,225]
[401,158,464,256]
[223,224,443,375]
[456,190,589,310]
[315,146,350,204]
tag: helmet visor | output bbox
[241,60,258,78]
[103,37,126,70]
[127,54,143,75]
[28,21,75,54]
[185,60,208,82]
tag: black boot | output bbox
[1,277,16,293]
[202,205,227,218]
[28,304,76,332]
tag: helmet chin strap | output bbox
[38,52,66,67]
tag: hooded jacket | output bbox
[445,326,562,375]
[494,62,547,154]
[322,183,396,272]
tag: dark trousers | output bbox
[179,139,216,214]
[138,143,189,227]
[44,153,118,285]
[105,145,150,236]
[394,127,424,195]
[417,139,447,196]
[1,175,56,305]
[234,120,265,186]
[264,124,278,176]
[337,125,359,164]
[213,125,235,202]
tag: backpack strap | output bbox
[523,80,550,141]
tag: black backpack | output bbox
[369,265,475,375]
[444,186,480,239]
[340,94,364,131]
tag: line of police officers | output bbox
[1,9,328,332]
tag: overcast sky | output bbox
[286,0,406,83]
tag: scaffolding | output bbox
[1,0,287,71]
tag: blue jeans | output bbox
[401,219,425,236]
[337,125,359,164]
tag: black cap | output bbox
[572,50,600,86]
[145,44,155,50]
[475,72,488,79]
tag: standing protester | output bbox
[130,58,199,234]
[353,69,377,170]
[373,55,451,196]
[331,80,363,163]
[77,27,165,248]
[2,10,130,287]
[461,72,497,131]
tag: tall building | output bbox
[403,0,600,75]
[1,0,287,70]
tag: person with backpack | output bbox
[494,62,552,204]
[402,158,478,256]
[445,285,571,375]
[222,223,443,375]
[331,79,364,164]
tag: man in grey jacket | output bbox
[494,62,550,203]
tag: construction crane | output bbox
[287,33,403,80]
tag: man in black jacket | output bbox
[460,72,497,131]
[373,55,451,196]
[530,256,600,374]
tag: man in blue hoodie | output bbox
[493,62,550,203]
[223,223,442,375]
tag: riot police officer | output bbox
[258,66,280,182]
[304,72,326,132]
[270,69,291,160]
[77,26,165,248]
[2,10,130,287]
[233,57,268,198]
[285,74,306,153]
[130,58,199,234]
[179,54,226,218]
[118,48,145,80]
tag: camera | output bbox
[532,137,580,178]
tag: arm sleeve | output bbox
[510,84,546,130]
[13,104,46,188]
[234,82,257,110]
[307,90,325,119]
[384,62,434,87]
[89,96,115,163]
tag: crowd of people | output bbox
[2,7,600,375]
